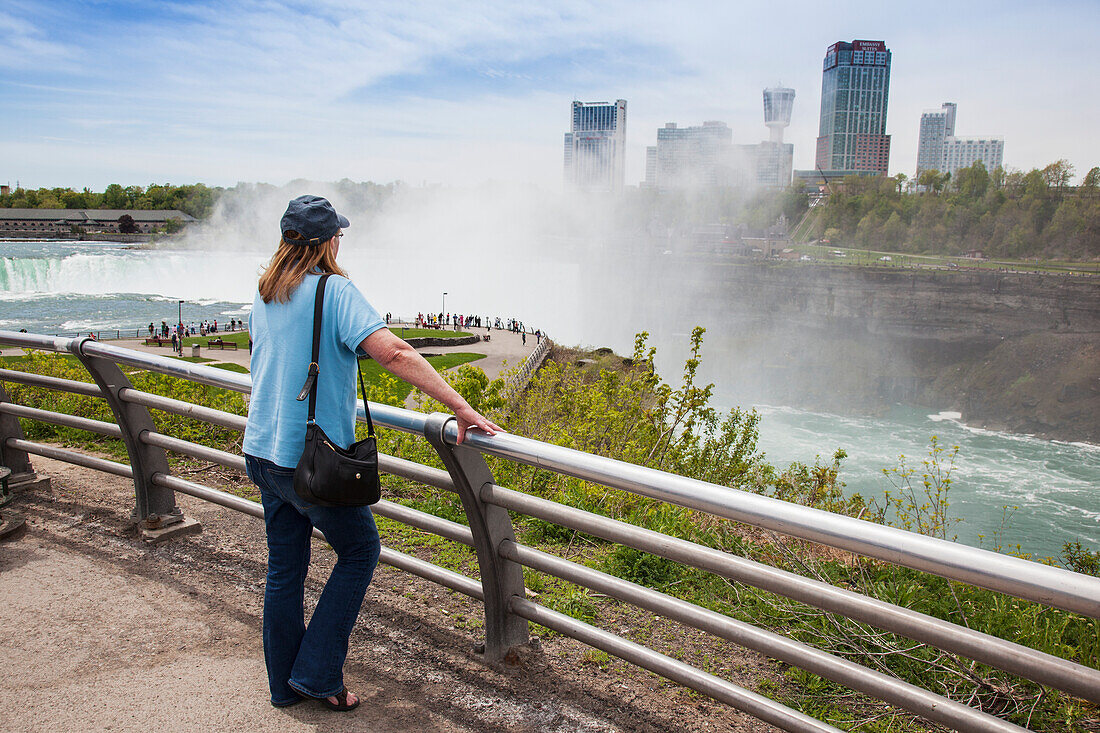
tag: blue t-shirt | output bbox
[243,273,385,468]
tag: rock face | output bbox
[632,261,1100,443]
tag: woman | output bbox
[243,195,500,712]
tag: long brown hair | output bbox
[258,234,348,303]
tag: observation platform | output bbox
[0,456,767,733]
[110,322,543,382]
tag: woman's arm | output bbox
[359,328,502,444]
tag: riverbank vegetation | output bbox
[0,183,222,219]
[813,160,1100,261]
[379,330,1099,731]
[4,336,1097,731]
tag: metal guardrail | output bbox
[0,329,1097,733]
[504,335,551,397]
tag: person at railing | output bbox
[242,194,501,714]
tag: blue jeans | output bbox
[245,454,381,706]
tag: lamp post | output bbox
[177,300,184,354]
[442,292,447,322]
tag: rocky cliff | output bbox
[619,259,1100,442]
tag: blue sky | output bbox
[2,0,1098,189]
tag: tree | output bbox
[917,169,948,193]
[1041,159,1075,194]
[118,214,138,234]
[1082,167,1100,193]
[989,166,1006,190]
[881,211,906,249]
[103,184,127,209]
[61,190,87,209]
[952,161,990,202]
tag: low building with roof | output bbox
[0,209,195,238]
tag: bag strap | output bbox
[296,273,375,436]
[357,353,375,436]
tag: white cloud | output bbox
[0,7,78,70]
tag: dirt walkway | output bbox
[0,457,772,733]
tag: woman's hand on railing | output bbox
[454,404,502,445]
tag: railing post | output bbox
[69,338,199,542]
[423,412,528,661]
[0,382,46,491]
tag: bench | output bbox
[144,338,170,346]
[207,340,238,350]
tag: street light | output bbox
[442,292,447,320]
[178,300,184,354]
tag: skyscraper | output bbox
[651,121,733,191]
[916,103,957,175]
[815,40,892,176]
[643,146,657,188]
[915,102,1003,178]
[563,100,627,193]
[942,137,1004,177]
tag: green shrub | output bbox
[603,545,682,588]
[1061,541,1100,577]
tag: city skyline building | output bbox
[644,145,657,188]
[915,102,1003,178]
[814,39,892,176]
[763,87,796,144]
[942,136,1004,177]
[646,121,733,191]
[916,102,957,175]
[641,86,796,191]
[757,86,796,187]
[563,99,627,192]
[749,141,795,188]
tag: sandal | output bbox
[318,687,360,713]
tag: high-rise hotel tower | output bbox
[815,40,892,176]
[563,99,627,193]
[916,102,1003,178]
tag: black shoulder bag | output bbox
[293,274,381,507]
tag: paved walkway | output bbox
[109,323,541,381]
[0,456,766,733]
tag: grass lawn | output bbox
[788,243,1100,275]
[141,350,486,402]
[180,331,250,348]
[387,326,475,339]
[210,362,249,373]
[359,352,485,404]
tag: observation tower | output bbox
[763,87,795,143]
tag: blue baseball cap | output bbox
[280,195,350,246]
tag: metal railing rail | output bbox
[1,330,1098,733]
[505,336,552,396]
[457,428,1099,617]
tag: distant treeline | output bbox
[0,183,222,219]
[629,184,810,235]
[814,161,1100,260]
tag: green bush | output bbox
[603,545,683,588]
[1061,541,1100,577]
